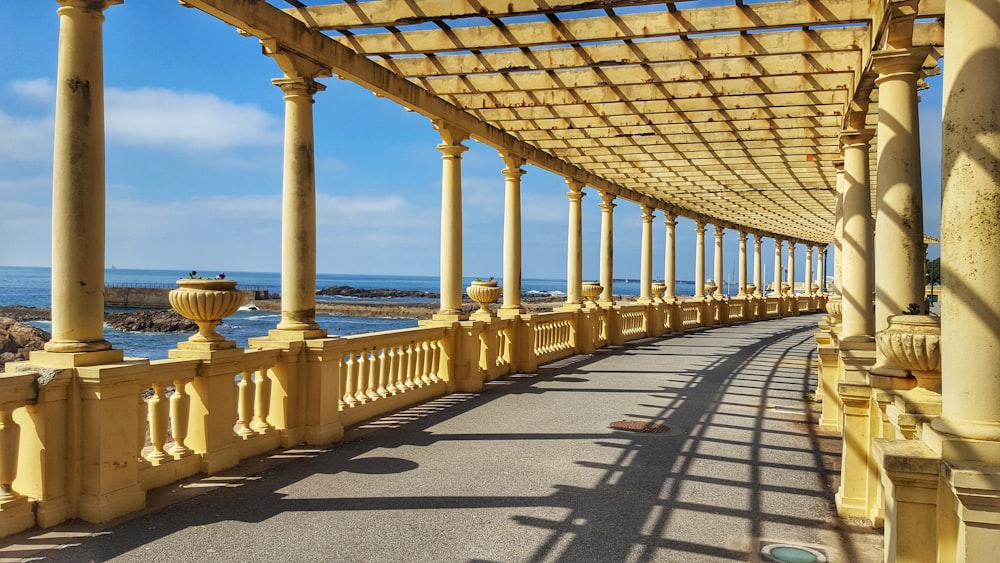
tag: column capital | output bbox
[57,0,122,15]
[272,76,326,98]
[753,234,762,248]
[499,151,526,176]
[738,230,747,243]
[832,157,846,172]
[565,177,585,194]
[640,204,655,221]
[841,128,875,148]
[872,47,932,78]
[433,120,471,146]
[664,212,677,227]
[695,220,706,234]
[714,224,724,239]
[599,191,617,209]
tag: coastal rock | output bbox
[104,310,197,333]
[0,317,50,368]
[316,285,439,299]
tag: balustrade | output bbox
[681,302,702,330]
[618,305,648,341]
[532,312,575,365]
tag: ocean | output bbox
[1,266,697,360]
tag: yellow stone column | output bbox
[737,231,748,297]
[805,246,814,296]
[933,0,1000,447]
[694,220,706,299]
[833,159,846,294]
[434,122,470,320]
[564,179,585,307]
[500,152,526,314]
[639,205,654,303]
[787,241,797,294]
[753,234,763,298]
[773,239,783,296]
[713,225,724,299]
[664,213,677,301]
[873,49,929,329]
[840,128,876,339]
[43,0,123,359]
[598,192,616,305]
[269,67,328,338]
[819,247,828,293]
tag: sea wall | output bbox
[105,286,263,308]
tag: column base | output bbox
[432,311,468,322]
[29,348,124,368]
[43,338,112,353]
[267,328,329,341]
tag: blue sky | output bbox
[0,2,942,282]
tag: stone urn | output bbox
[651,282,667,301]
[780,282,791,297]
[811,283,820,295]
[745,283,757,298]
[466,279,502,316]
[169,278,243,347]
[704,281,717,298]
[825,294,843,320]
[875,314,942,393]
[582,281,603,304]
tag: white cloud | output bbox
[0,111,54,161]
[9,78,55,102]
[104,87,282,150]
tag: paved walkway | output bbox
[2,315,882,562]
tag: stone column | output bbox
[664,213,677,301]
[500,152,526,314]
[43,0,124,357]
[565,179,585,306]
[819,247,828,293]
[737,231,748,297]
[694,221,706,299]
[805,246,815,296]
[840,129,876,339]
[434,122,470,320]
[753,234,763,297]
[787,241,797,294]
[773,239,783,296]
[270,64,328,338]
[713,225,725,298]
[933,0,1000,445]
[872,49,928,330]
[599,192,616,305]
[833,159,846,294]
[639,205,654,303]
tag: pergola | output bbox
[11,2,1000,562]
[184,0,944,243]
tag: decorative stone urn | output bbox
[169,278,243,348]
[780,282,791,297]
[811,283,820,295]
[704,281,718,298]
[651,282,667,301]
[466,279,502,316]
[745,283,757,298]
[875,314,942,394]
[582,281,603,304]
[825,294,843,320]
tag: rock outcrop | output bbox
[104,310,196,332]
[0,317,50,369]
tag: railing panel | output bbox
[618,305,648,341]
[0,372,37,537]
[681,301,702,329]
[766,298,781,317]
[728,301,745,322]
[531,312,576,366]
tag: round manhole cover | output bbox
[609,420,671,433]
[760,543,828,563]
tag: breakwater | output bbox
[105,283,269,308]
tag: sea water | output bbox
[0,266,695,360]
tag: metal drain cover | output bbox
[609,420,671,433]
[760,542,828,563]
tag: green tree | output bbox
[926,257,941,295]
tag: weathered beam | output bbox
[470,97,847,121]
[285,0,684,30]
[332,0,879,55]
[416,53,860,95]
[378,28,868,77]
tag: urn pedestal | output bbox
[582,282,603,305]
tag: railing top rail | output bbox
[331,324,449,349]
[0,372,38,408]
